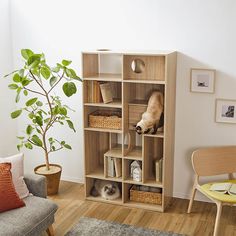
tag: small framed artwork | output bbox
[215,99,236,124]
[190,69,215,93]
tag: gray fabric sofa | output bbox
[0,174,58,236]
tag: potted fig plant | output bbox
[4,49,82,195]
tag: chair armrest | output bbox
[24,174,47,198]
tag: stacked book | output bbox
[107,157,122,178]
[87,81,103,103]
[87,81,113,104]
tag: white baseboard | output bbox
[61,175,84,184]
[173,191,211,203]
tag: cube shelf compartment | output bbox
[83,50,177,212]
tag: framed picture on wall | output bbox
[215,99,236,124]
[190,69,215,93]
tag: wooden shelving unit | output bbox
[83,50,177,212]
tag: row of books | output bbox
[87,81,113,104]
[107,157,122,178]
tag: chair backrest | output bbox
[192,146,236,176]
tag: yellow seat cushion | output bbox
[200,180,236,203]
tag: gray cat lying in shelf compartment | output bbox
[90,179,121,200]
[135,91,164,135]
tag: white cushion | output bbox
[0,153,29,199]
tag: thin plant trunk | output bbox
[45,149,50,170]
[42,130,50,170]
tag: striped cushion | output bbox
[0,163,25,213]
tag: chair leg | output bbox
[213,202,222,236]
[46,225,54,236]
[187,185,197,213]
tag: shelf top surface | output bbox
[104,145,122,157]
[83,73,122,81]
[84,127,123,133]
[84,100,122,108]
[82,49,176,56]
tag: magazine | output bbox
[209,182,236,195]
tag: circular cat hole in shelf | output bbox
[97,49,111,52]
[131,59,145,73]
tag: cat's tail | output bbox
[90,186,99,197]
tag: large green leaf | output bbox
[21,79,31,86]
[44,118,50,123]
[49,76,57,87]
[11,110,22,119]
[18,69,24,77]
[51,66,60,73]
[13,73,22,83]
[15,88,22,103]
[25,143,33,149]
[65,68,72,77]
[35,116,43,126]
[62,60,72,66]
[28,113,34,119]
[36,101,43,106]
[26,125,34,135]
[21,49,34,60]
[17,136,25,140]
[64,144,72,149]
[68,68,76,78]
[27,54,41,68]
[52,105,59,115]
[17,144,23,151]
[36,128,42,134]
[66,120,76,132]
[48,137,54,143]
[40,67,51,79]
[23,90,28,96]
[26,97,38,106]
[66,68,82,81]
[31,135,43,147]
[8,84,18,90]
[59,107,67,116]
[62,82,77,97]
[31,68,40,76]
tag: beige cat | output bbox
[90,180,121,200]
[135,91,164,135]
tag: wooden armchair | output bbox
[187,146,236,236]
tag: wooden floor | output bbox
[49,181,236,236]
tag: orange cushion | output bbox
[0,163,25,213]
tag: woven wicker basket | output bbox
[89,110,122,130]
[130,185,162,205]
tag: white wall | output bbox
[0,0,17,156]
[10,0,236,200]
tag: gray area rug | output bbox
[65,217,184,236]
